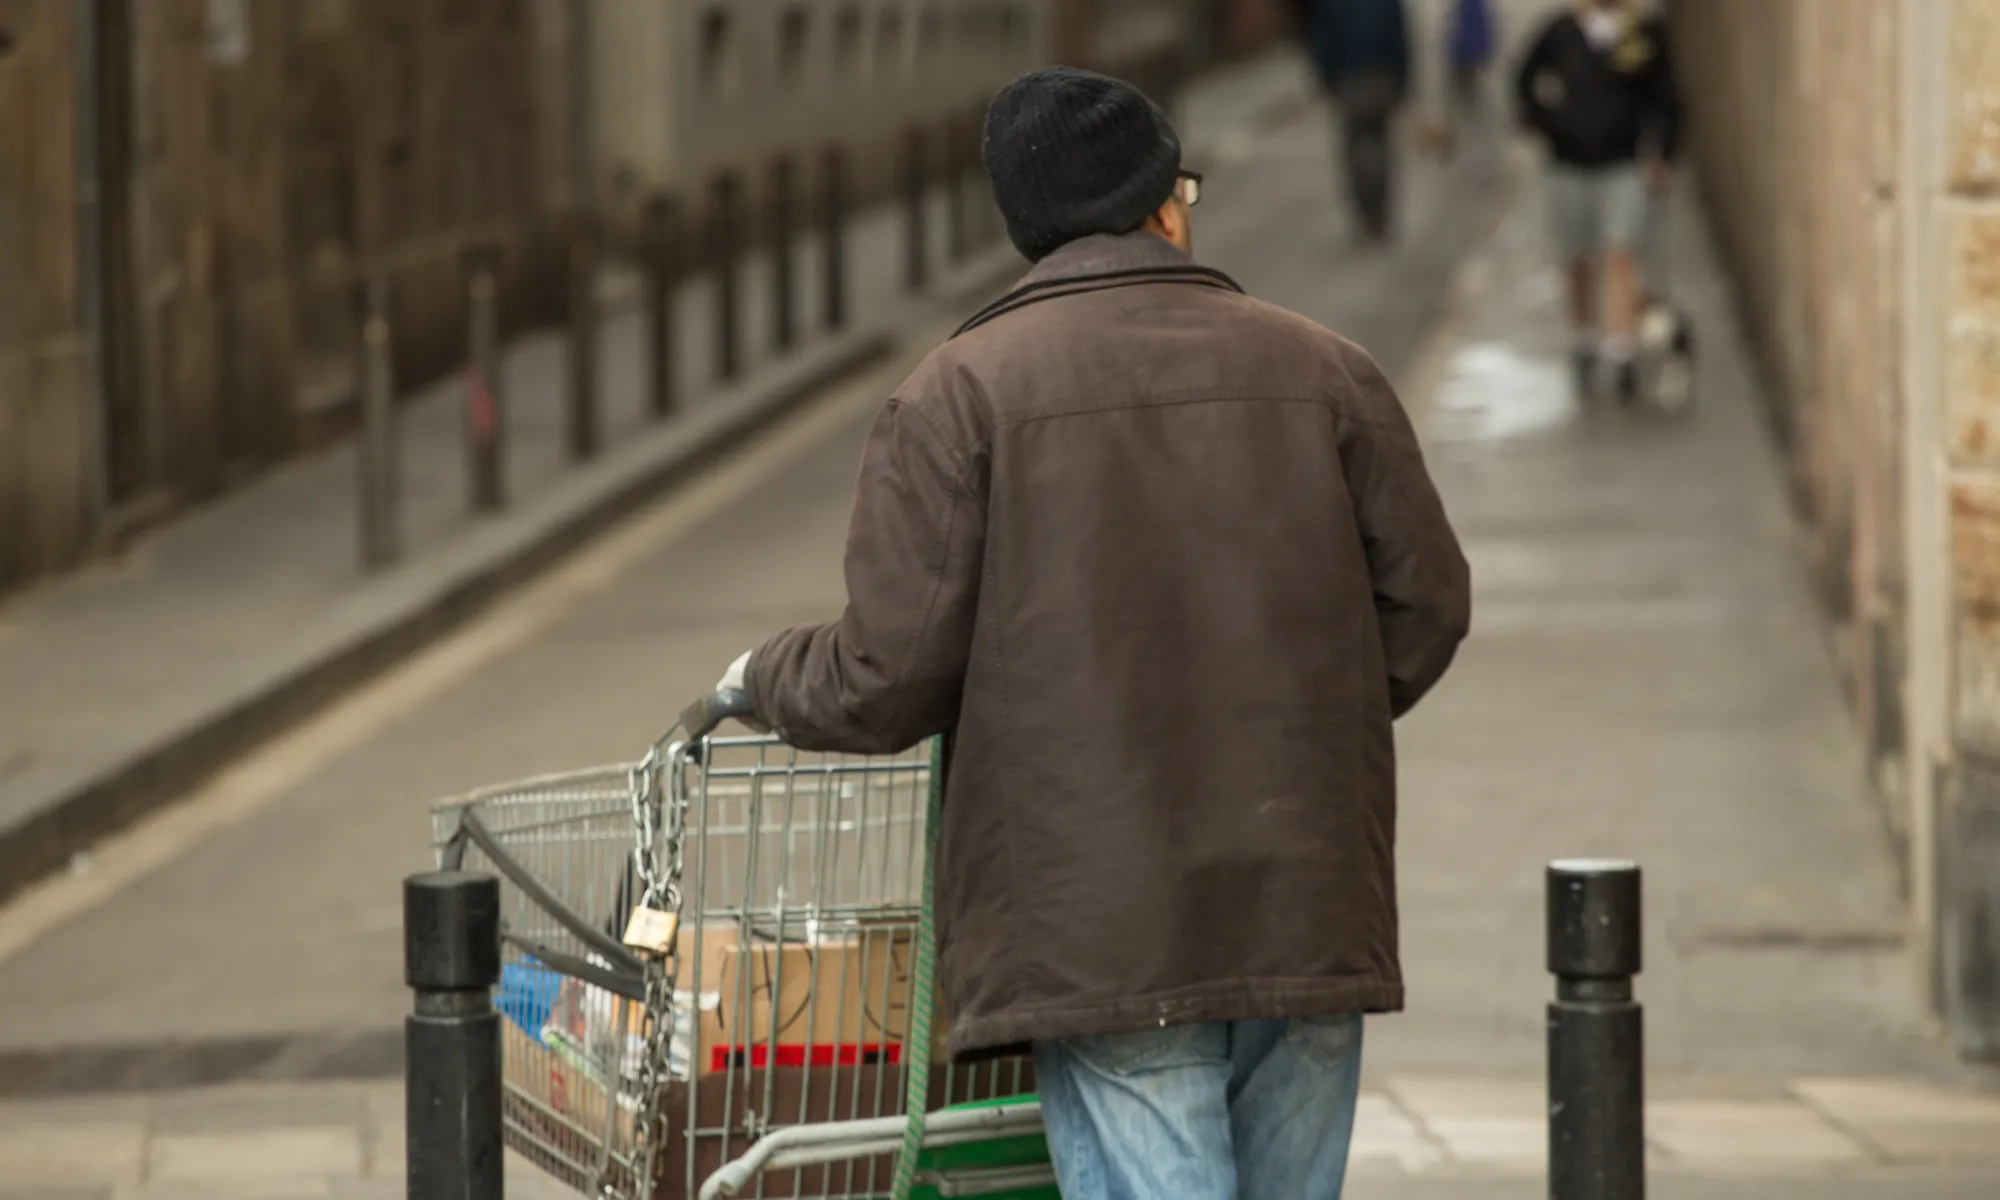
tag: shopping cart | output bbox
[431,690,1055,1200]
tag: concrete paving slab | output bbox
[1794,1077,2000,1163]
[1647,1099,1870,1168]
[145,1085,362,1135]
[1348,1092,1446,1174]
[0,1122,145,1187]
[145,1129,361,1183]
[1385,1075,1545,1122]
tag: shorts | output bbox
[1545,163,1648,261]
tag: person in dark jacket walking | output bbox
[715,67,1470,1200]
[1515,0,1683,402]
[1292,0,1414,240]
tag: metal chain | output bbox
[624,738,690,1200]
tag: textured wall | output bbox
[1673,0,2000,1056]
[0,1,88,588]
[1670,0,1906,813]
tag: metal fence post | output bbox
[970,107,1000,251]
[821,145,847,333]
[902,126,928,292]
[356,276,400,569]
[462,243,505,512]
[404,870,502,1200]
[946,117,969,265]
[565,207,600,461]
[770,154,797,352]
[641,194,680,419]
[711,172,743,382]
[1547,859,1645,1200]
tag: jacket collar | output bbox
[1017,230,1197,286]
[952,231,1244,339]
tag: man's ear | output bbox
[1142,196,1184,245]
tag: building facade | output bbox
[1,0,1220,596]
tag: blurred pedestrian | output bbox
[715,66,1470,1200]
[1447,0,1498,116]
[1291,0,1415,240]
[1514,0,1683,402]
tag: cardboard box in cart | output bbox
[688,921,919,1074]
[503,922,918,1122]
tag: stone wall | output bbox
[1672,0,2000,1056]
[0,1,88,587]
[122,0,554,494]
[0,0,558,592]
[0,0,1175,597]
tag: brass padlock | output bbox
[622,907,679,956]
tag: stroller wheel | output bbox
[1650,353,1696,414]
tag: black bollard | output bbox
[356,276,400,569]
[945,117,969,265]
[710,172,742,382]
[405,871,503,1200]
[902,125,928,292]
[461,242,506,512]
[564,207,600,461]
[641,194,680,419]
[1547,858,1645,1200]
[820,145,848,332]
[769,155,797,352]
[969,108,1000,250]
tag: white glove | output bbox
[715,650,770,733]
[717,650,752,694]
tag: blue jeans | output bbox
[1031,1014,1365,1200]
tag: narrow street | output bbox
[2,41,1998,1200]
[0,60,1499,1092]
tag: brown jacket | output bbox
[747,231,1470,1058]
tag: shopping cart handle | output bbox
[680,688,758,743]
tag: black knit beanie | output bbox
[982,67,1182,262]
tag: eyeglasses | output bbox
[1176,169,1203,207]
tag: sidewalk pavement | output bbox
[2,1071,1997,1198]
[1377,143,1966,1088]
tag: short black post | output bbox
[970,109,1000,249]
[1547,859,1645,1200]
[564,207,600,461]
[461,241,506,512]
[405,870,503,1200]
[901,126,928,292]
[820,145,848,332]
[356,276,401,569]
[710,172,742,382]
[769,154,797,352]
[641,193,680,419]
[945,118,969,265]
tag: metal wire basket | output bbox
[431,695,1049,1200]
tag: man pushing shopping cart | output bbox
[711,65,1473,1200]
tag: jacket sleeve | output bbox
[1512,17,1554,135]
[1337,352,1472,718]
[745,397,984,755]
[1643,16,1685,163]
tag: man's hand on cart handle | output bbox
[690,651,771,737]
